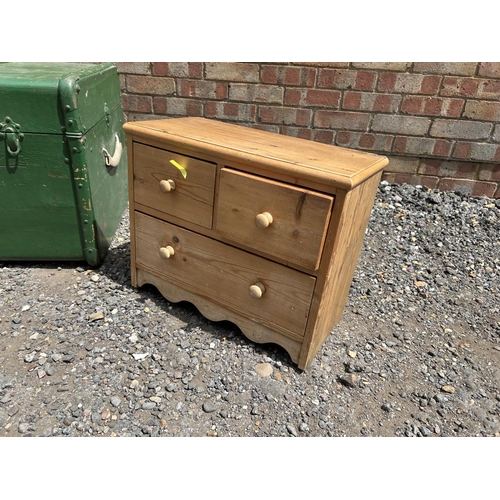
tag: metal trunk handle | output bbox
[102,134,123,167]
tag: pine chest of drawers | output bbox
[123,117,388,370]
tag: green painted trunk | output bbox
[0,62,128,266]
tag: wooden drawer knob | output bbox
[255,212,273,229]
[159,179,176,193]
[249,282,266,298]
[159,246,175,259]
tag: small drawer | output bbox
[133,143,216,229]
[134,212,316,340]
[216,168,334,270]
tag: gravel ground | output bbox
[1,180,499,438]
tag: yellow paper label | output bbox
[170,159,187,179]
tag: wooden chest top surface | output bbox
[123,117,389,191]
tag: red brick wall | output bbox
[116,62,500,198]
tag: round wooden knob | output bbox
[249,282,265,298]
[159,179,176,193]
[255,212,273,229]
[159,246,175,259]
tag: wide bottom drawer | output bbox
[134,212,316,340]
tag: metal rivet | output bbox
[68,120,73,126]
[65,105,71,111]
[72,147,78,153]
[64,158,70,164]
[78,183,83,188]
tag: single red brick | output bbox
[421,75,441,94]
[317,68,336,88]
[377,72,397,92]
[433,140,452,157]
[477,164,500,182]
[116,62,150,75]
[295,128,314,140]
[261,65,279,84]
[472,182,497,197]
[424,98,443,115]
[343,92,362,110]
[304,89,340,107]
[205,62,259,82]
[152,63,167,76]
[282,67,301,86]
[314,110,370,130]
[438,178,474,195]
[464,100,500,121]
[185,100,204,116]
[387,156,422,176]
[336,131,352,146]
[419,176,439,189]
[258,106,276,123]
[437,178,496,197]
[359,134,376,149]
[179,80,228,99]
[494,146,500,162]
[284,89,301,106]
[354,62,412,71]
[446,99,465,117]
[153,96,167,114]
[223,103,239,116]
[401,96,422,114]
[300,62,348,68]
[373,94,397,112]
[479,79,500,99]
[318,68,338,89]
[122,95,152,113]
[355,71,377,90]
[205,101,220,118]
[478,62,500,78]
[393,173,416,184]
[413,62,477,76]
[453,142,473,159]
[455,162,479,179]
[418,159,441,176]
[393,137,408,153]
[312,130,335,144]
[296,108,313,126]
[127,75,175,95]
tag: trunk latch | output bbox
[0,117,24,157]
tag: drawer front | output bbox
[133,143,216,229]
[134,212,316,340]
[216,168,334,270]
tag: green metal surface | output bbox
[0,63,128,265]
